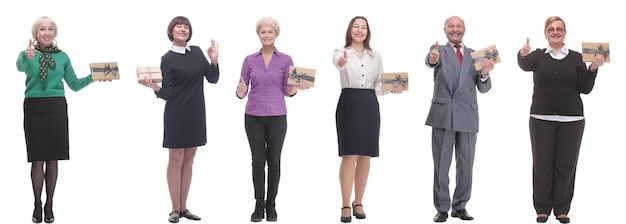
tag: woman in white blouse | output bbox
[332,16,402,223]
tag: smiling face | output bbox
[544,19,566,47]
[258,24,277,47]
[172,23,190,44]
[444,16,465,45]
[350,18,368,44]
[35,22,56,48]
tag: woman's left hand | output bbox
[391,86,403,94]
[589,53,605,72]
[296,81,310,90]
[207,39,219,64]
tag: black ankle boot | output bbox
[250,200,265,222]
[266,200,277,222]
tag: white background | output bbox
[1,0,622,223]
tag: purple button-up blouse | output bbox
[239,48,294,116]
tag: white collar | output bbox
[170,44,191,54]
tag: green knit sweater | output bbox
[16,50,93,98]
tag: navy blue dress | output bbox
[156,45,219,148]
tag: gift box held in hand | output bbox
[381,72,409,92]
[470,45,501,71]
[137,66,162,83]
[288,66,316,87]
[90,62,120,81]
[582,42,610,62]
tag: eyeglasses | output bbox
[546,27,565,33]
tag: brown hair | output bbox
[343,16,372,50]
[167,16,192,42]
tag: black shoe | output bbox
[434,212,448,222]
[265,200,277,222]
[43,205,54,223]
[180,209,201,221]
[536,215,548,223]
[341,206,351,223]
[32,206,42,223]
[451,209,474,220]
[168,210,180,223]
[556,216,570,223]
[351,202,366,219]
[251,201,265,222]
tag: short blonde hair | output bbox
[256,17,280,36]
[544,16,566,32]
[31,16,58,41]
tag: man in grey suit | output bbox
[425,16,494,222]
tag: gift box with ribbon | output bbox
[582,42,610,62]
[288,66,316,87]
[136,66,162,83]
[381,72,409,92]
[90,62,120,80]
[470,45,501,71]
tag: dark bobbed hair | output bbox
[167,16,192,42]
[343,16,371,50]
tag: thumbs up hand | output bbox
[338,50,348,67]
[236,76,248,98]
[428,41,440,65]
[25,39,35,59]
[519,38,531,57]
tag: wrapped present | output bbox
[136,66,162,83]
[288,66,316,87]
[470,45,501,71]
[582,42,610,62]
[90,62,120,80]
[381,72,409,92]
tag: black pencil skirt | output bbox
[335,88,380,157]
[23,97,70,162]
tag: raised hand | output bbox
[207,39,219,65]
[338,50,348,67]
[428,41,440,65]
[25,39,35,59]
[237,76,248,97]
[520,38,531,57]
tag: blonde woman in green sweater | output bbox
[16,16,98,223]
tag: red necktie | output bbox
[455,44,463,65]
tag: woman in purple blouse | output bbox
[235,17,308,222]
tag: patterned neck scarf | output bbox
[35,44,61,82]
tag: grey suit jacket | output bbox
[424,43,492,133]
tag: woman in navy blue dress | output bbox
[138,16,219,223]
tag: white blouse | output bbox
[332,46,385,96]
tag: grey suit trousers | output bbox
[432,127,476,212]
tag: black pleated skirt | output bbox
[335,88,380,157]
[23,97,69,162]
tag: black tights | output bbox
[31,160,58,219]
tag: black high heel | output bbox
[168,210,180,223]
[180,209,201,221]
[341,206,351,223]
[351,202,366,219]
[43,205,54,223]
[32,206,42,223]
